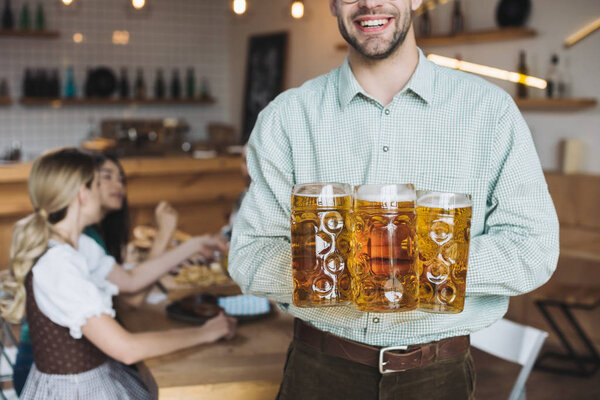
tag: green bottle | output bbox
[19,3,30,29]
[34,3,44,30]
[185,68,195,98]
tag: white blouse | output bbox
[32,235,119,339]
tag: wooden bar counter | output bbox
[117,299,294,400]
[0,156,245,267]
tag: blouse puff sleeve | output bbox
[32,242,119,340]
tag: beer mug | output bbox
[351,184,418,312]
[416,191,472,313]
[291,183,353,307]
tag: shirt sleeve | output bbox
[466,97,560,296]
[32,249,117,339]
[229,103,295,304]
[78,234,116,281]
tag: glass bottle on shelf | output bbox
[199,77,210,99]
[451,0,464,35]
[38,69,49,97]
[64,66,76,98]
[170,69,181,99]
[23,68,32,97]
[134,68,146,99]
[2,0,15,30]
[557,55,570,98]
[154,68,166,99]
[185,68,195,98]
[545,54,559,99]
[49,69,60,98]
[119,67,130,98]
[19,3,30,30]
[34,3,44,30]
[516,50,528,99]
[0,78,8,97]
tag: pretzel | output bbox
[132,225,192,249]
[174,265,229,286]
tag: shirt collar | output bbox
[338,48,435,108]
[338,57,366,108]
[404,48,435,104]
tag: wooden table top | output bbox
[117,297,294,400]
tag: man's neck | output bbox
[348,32,419,106]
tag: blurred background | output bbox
[0,0,599,398]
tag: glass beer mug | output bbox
[416,191,472,313]
[291,183,353,307]
[350,184,419,312]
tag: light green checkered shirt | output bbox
[230,49,559,347]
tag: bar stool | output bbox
[534,284,600,377]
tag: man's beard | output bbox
[338,10,413,60]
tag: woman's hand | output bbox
[155,201,178,239]
[201,312,237,342]
[187,235,229,261]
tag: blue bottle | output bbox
[64,66,76,98]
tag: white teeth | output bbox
[359,19,389,27]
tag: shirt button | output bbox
[383,146,389,152]
[373,317,380,323]
[384,109,390,115]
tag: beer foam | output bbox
[355,184,416,202]
[293,183,351,197]
[417,192,472,209]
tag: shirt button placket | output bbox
[382,108,391,153]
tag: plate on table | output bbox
[166,294,273,324]
[166,294,223,325]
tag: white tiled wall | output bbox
[0,0,230,160]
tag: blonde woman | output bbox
[0,148,235,399]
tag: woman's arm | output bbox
[107,236,227,293]
[81,313,236,365]
[118,202,179,307]
[147,201,178,259]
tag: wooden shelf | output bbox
[515,98,597,111]
[0,29,59,38]
[19,97,216,107]
[0,97,11,106]
[417,27,536,47]
[335,27,536,50]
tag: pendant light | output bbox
[233,0,247,15]
[291,0,304,19]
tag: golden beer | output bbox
[291,183,352,307]
[351,184,418,312]
[416,192,472,314]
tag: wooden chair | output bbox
[534,284,600,377]
[471,318,548,400]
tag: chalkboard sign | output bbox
[241,32,288,144]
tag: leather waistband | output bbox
[293,318,470,373]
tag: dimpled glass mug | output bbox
[291,183,353,307]
[350,184,419,312]
[416,191,472,313]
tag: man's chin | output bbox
[352,43,396,60]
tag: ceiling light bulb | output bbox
[131,0,145,10]
[233,0,247,15]
[73,33,83,43]
[291,1,304,19]
[62,0,74,5]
